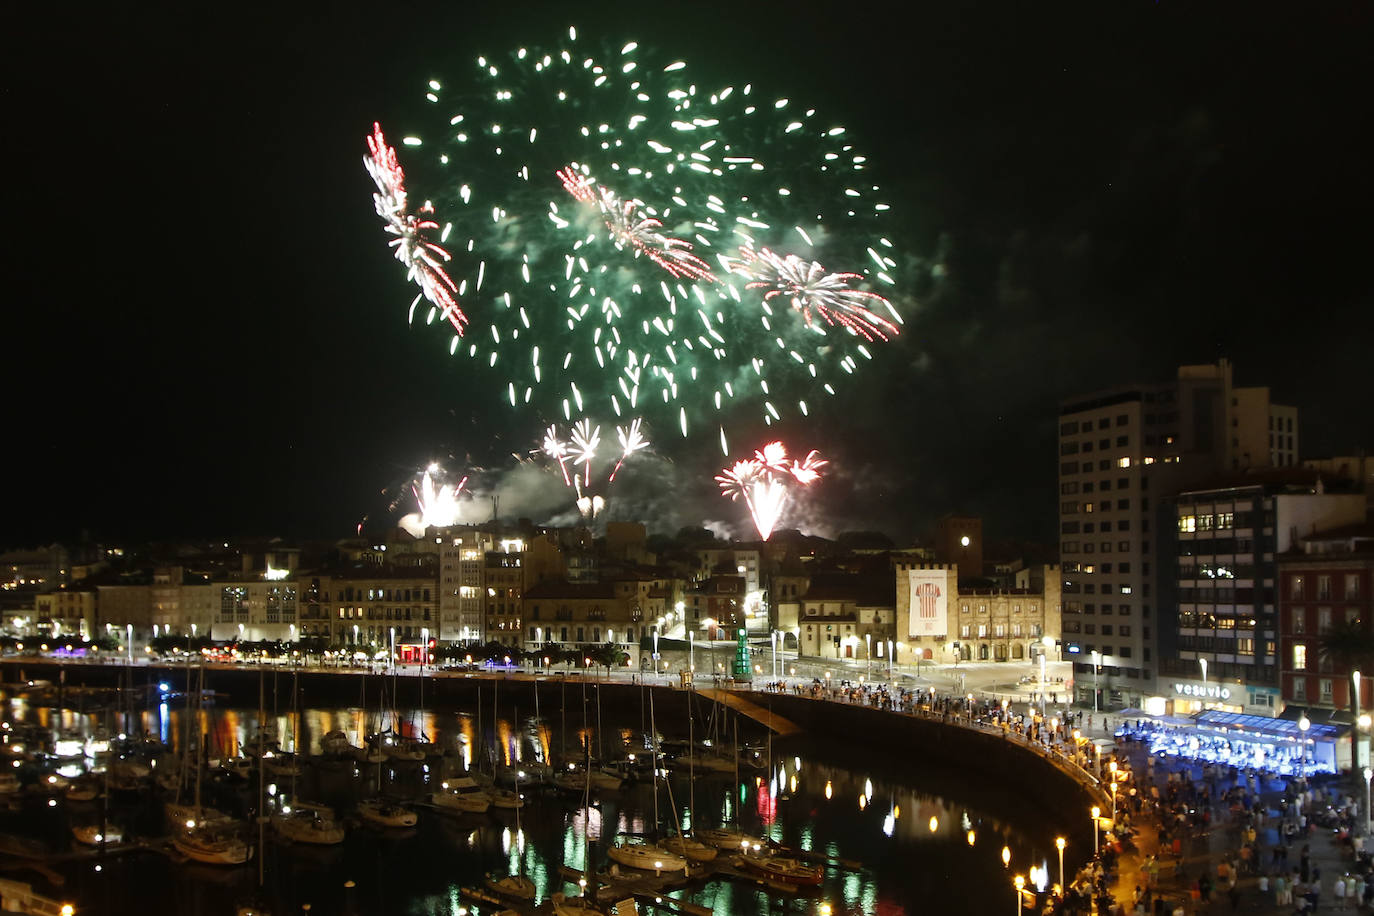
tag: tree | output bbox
[588,642,629,676]
[1318,617,1374,768]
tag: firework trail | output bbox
[728,245,899,342]
[716,441,827,540]
[539,416,652,518]
[366,32,904,450]
[364,124,466,335]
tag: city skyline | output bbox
[7,2,1371,546]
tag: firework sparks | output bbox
[368,36,904,439]
[609,417,650,481]
[716,441,826,540]
[562,169,717,283]
[730,245,899,342]
[364,123,466,335]
[400,463,469,536]
[540,416,651,518]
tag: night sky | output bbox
[7,2,1371,549]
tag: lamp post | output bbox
[689,631,694,673]
[1109,760,1119,824]
[1364,766,1372,837]
[1090,806,1101,855]
[865,633,872,681]
[1013,874,1025,916]
[1199,656,1207,690]
[1055,837,1066,893]
[1355,670,1363,772]
[1039,650,1048,718]
[1298,714,1311,777]
[1090,650,1100,713]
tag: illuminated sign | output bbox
[1173,682,1231,701]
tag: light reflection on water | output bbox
[1,694,1058,916]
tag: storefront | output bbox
[1163,678,1245,715]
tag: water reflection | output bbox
[0,691,1066,916]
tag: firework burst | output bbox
[367,32,905,449]
[364,124,466,335]
[399,463,470,536]
[539,416,652,518]
[729,245,899,342]
[716,441,827,540]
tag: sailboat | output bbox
[169,664,244,862]
[695,711,764,852]
[273,801,346,845]
[483,710,537,903]
[605,692,688,876]
[659,688,717,864]
[431,776,491,814]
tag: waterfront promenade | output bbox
[752,681,1371,915]
[5,656,1369,913]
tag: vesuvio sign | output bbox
[1174,682,1232,700]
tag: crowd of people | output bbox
[759,676,1374,914]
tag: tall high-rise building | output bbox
[1057,360,1297,710]
[1159,472,1365,715]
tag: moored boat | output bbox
[357,797,418,829]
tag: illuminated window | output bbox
[1178,516,1197,533]
[1117,457,1131,468]
[1291,576,1305,599]
[1293,644,1307,670]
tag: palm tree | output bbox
[1318,617,1374,770]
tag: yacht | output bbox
[272,802,345,845]
[659,834,718,863]
[430,778,491,814]
[697,827,766,851]
[72,824,124,846]
[487,787,524,810]
[734,852,824,887]
[173,824,252,866]
[605,840,688,875]
[357,798,418,829]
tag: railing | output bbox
[745,685,1111,806]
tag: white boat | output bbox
[696,827,767,851]
[431,778,491,814]
[273,803,345,845]
[357,798,418,828]
[484,872,536,902]
[72,824,124,846]
[605,841,688,874]
[166,802,233,830]
[488,787,524,810]
[659,834,718,863]
[173,825,252,865]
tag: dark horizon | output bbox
[7,2,1371,549]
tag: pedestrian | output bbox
[1334,873,1346,909]
[1227,882,1240,910]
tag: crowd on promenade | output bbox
[756,676,1374,914]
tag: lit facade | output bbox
[1058,359,1297,709]
[893,563,1061,666]
[1279,523,1374,712]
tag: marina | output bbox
[0,672,1082,915]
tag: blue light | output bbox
[158,682,170,693]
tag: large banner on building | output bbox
[907,570,947,638]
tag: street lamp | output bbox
[1299,714,1311,777]
[1364,766,1372,836]
[1109,760,1119,823]
[1090,806,1101,854]
[1001,845,1011,868]
[1355,670,1363,771]
[1055,837,1066,892]
[1199,657,1207,690]
[865,633,872,681]
[689,631,695,673]
[1039,649,1048,718]
[1090,650,1100,713]
[1012,874,1025,916]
